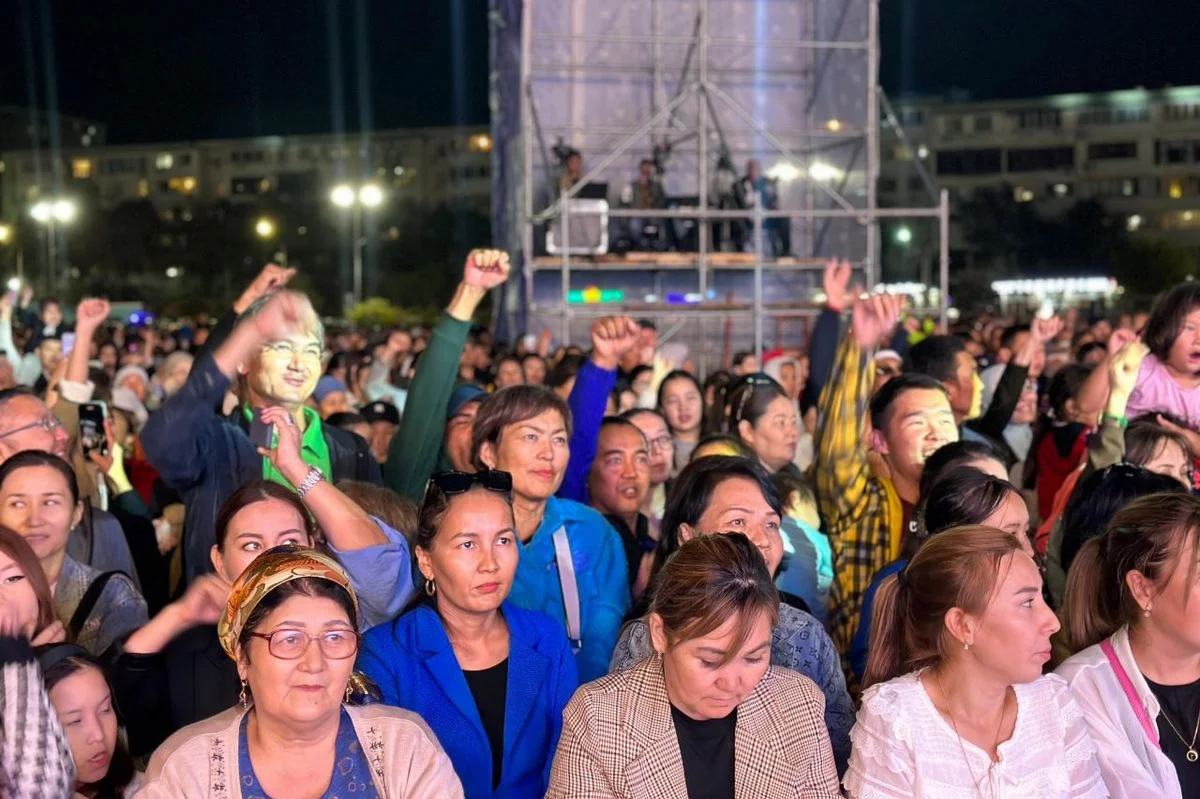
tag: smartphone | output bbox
[248,408,275,450]
[61,332,76,357]
[79,402,108,458]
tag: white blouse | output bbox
[844,671,1107,799]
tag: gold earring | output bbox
[239,680,249,708]
[344,683,353,704]
[425,580,437,597]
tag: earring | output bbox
[344,682,353,704]
[964,642,971,652]
[238,680,249,708]
[1144,606,1152,618]
[425,580,437,597]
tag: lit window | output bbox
[1051,182,1071,198]
[1126,214,1142,232]
[1121,179,1137,197]
[917,145,929,159]
[1014,187,1035,203]
[1170,180,1184,200]
[469,134,493,153]
[155,153,174,171]
[167,176,197,195]
[71,159,92,180]
[826,119,842,133]
[894,145,913,161]
[137,179,150,198]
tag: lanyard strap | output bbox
[1101,639,1161,749]
[551,525,582,653]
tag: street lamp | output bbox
[254,217,276,239]
[29,198,77,291]
[329,183,385,307]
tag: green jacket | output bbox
[383,313,472,502]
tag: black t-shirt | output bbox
[670,704,736,799]
[1145,674,1200,797]
[464,658,509,789]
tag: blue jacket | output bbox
[508,495,629,681]
[357,602,578,799]
[850,558,907,684]
[558,360,617,504]
[142,355,381,584]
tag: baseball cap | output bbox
[446,384,487,421]
[361,400,400,426]
[314,376,348,403]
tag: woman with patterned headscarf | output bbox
[136,545,463,798]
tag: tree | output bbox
[1112,238,1196,297]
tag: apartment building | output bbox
[880,84,1200,266]
[0,125,492,222]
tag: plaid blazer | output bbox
[546,656,841,798]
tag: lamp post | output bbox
[330,183,384,308]
[254,216,287,266]
[30,199,76,292]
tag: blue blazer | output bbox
[357,602,579,799]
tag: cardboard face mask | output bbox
[248,334,323,406]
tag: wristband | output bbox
[1102,413,1128,428]
[296,467,326,498]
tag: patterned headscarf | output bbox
[217,544,358,660]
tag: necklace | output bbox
[934,670,1009,797]
[1157,700,1200,763]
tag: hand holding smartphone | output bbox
[79,402,109,458]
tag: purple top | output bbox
[1126,354,1200,429]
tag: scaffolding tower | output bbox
[499,0,947,368]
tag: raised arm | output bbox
[384,249,511,502]
[560,316,638,503]
[974,316,1062,442]
[1075,328,1138,419]
[814,293,902,529]
[803,260,860,411]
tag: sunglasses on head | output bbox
[729,374,777,427]
[426,470,513,497]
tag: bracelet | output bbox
[296,467,326,497]
[1102,413,1128,428]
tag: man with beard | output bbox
[143,290,382,583]
[814,292,959,665]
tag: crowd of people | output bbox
[1,248,1199,798]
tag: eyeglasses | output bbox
[647,434,673,453]
[427,470,514,496]
[246,628,359,660]
[0,415,62,440]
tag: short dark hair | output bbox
[637,319,657,331]
[868,372,948,430]
[903,335,967,383]
[471,385,573,471]
[731,351,755,369]
[598,416,647,444]
[1076,341,1107,363]
[1144,282,1200,362]
[999,325,1030,352]
[655,456,781,578]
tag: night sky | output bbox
[2,0,1199,144]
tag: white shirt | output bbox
[844,671,1107,799]
[1057,626,1183,799]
